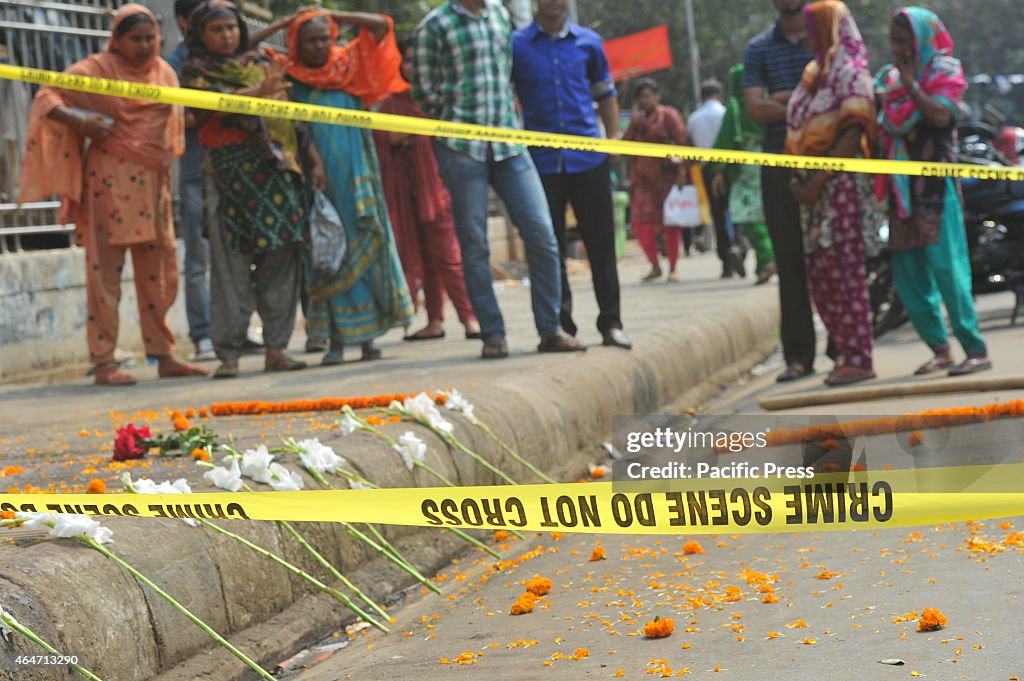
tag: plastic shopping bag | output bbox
[308,190,347,275]
[662,184,702,227]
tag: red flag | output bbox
[604,25,674,83]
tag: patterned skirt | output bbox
[208,143,305,255]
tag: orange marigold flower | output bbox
[682,540,704,555]
[786,619,808,629]
[85,478,106,494]
[510,592,537,616]
[801,637,817,645]
[589,546,606,561]
[573,648,590,660]
[185,408,196,418]
[526,578,553,596]
[198,407,209,418]
[917,608,948,632]
[1,466,25,477]
[172,416,190,432]
[493,530,510,542]
[191,448,210,462]
[0,510,16,520]
[643,617,675,639]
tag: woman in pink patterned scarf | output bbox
[875,7,990,377]
[785,0,879,386]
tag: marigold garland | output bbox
[644,617,675,639]
[765,401,1024,448]
[206,392,446,417]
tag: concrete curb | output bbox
[0,299,779,681]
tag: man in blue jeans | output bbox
[165,0,214,361]
[511,0,632,350]
[412,0,584,359]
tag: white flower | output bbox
[402,393,453,433]
[203,459,243,492]
[267,463,304,491]
[337,413,360,436]
[126,476,198,526]
[17,512,113,545]
[296,438,345,473]
[129,476,193,495]
[348,479,371,490]
[240,445,275,484]
[392,432,427,471]
[443,389,477,424]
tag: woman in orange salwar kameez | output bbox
[20,4,207,385]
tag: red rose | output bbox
[112,424,152,461]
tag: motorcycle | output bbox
[869,126,1024,338]
[958,129,1024,324]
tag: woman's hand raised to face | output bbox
[895,53,917,88]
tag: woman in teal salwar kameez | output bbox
[276,8,412,365]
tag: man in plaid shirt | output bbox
[412,0,585,359]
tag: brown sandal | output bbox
[914,355,954,376]
[94,364,137,386]
[824,366,876,387]
[264,354,307,372]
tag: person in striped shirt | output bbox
[411,0,584,359]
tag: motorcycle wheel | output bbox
[867,253,910,338]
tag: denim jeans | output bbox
[179,129,210,343]
[435,145,562,339]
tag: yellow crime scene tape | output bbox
[2,465,1022,534]
[4,63,1024,181]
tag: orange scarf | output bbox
[19,4,183,221]
[282,9,405,105]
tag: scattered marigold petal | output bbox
[682,540,704,555]
[644,617,675,639]
[917,608,948,632]
[526,578,553,596]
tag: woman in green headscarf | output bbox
[710,64,776,285]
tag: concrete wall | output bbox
[0,244,188,380]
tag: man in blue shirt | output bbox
[511,0,631,350]
[744,0,821,382]
[165,0,215,362]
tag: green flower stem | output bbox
[193,518,387,632]
[0,610,104,681]
[379,408,520,485]
[313,470,499,560]
[339,520,440,595]
[276,520,390,623]
[196,461,389,623]
[476,420,556,484]
[81,538,276,681]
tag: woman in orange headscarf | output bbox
[785,0,880,387]
[20,4,207,385]
[261,8,413,366]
